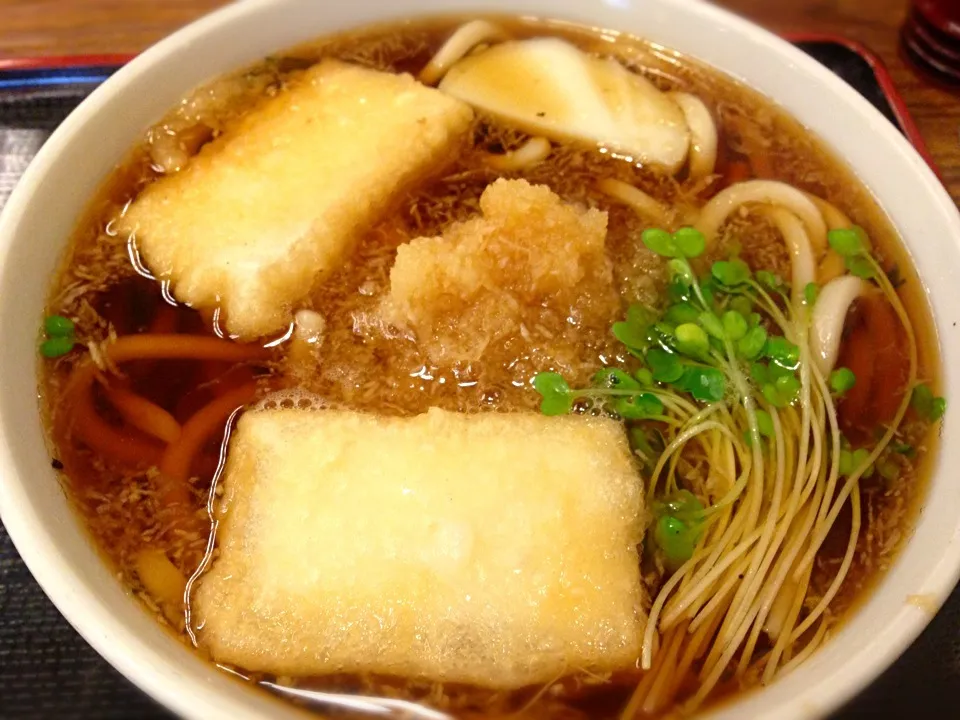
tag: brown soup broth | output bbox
[39,15,940,718]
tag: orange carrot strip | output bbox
[749,152,774,179]
[159,382,259,485]
[838,324,875,436]
[724,160,751,186]
[102,384,182,444]
[59,335,269,469]
[69,369,164,467]
[860,294,908,424]
[104,334,271,364]
[148,303,179,334]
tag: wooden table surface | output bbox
[3,0,958,202]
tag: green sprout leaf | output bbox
[762,383,786,408]
[613,305,656,352]
[668,277,693,303]
[40,336,75,358]
[698,275,718,309]
[845,255,876,279]
[655,516,694,569]
[653,490,705,570]
[612,322,647,352]
[839,447,875,478]
[722,310,748,341]
[44,315,75,338]
[658,489,704,521]
[533,372,574,416]
[616,393,664,420]
[750,362,770,385]
[668,258,696,285]
[755,409,775,439]
[729,295,753,317]
[804,282,819,306]
[838,449,853,476]
[673,227,706,258]
[678,366,726,403]
[756,270,785,292]
[647,348,684,383]
[829,367,856,396]
[642,228,679,258]
[593,368,641,391]
[629,427,657,467]
[675,323,710,359]
[892,442,915,457]
[698,312,726,341]
[738,326,768,360]
[775,374,801,404]
[911,383,947,421]
[665,302,701,326]
[767,361,793,381]
[852,447,875,478]
[764,336,800,368]
[878,459,900,482]
[828,227,864,257]
[635,368,654,387]
[712,259,752,287]
[628,304,656,327]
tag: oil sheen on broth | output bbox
[39,15,943,720]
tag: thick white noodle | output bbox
[695,180,828,254]
[805,192,852,231]
[668,92,718,179]
[758,206,815,304]
[483,136,552,171]
[810,275,866,375]
[419,20,508,85]
[598,178,671,226]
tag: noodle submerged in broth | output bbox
[39,15,944,719]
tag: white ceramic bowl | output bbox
[1,0,958,718]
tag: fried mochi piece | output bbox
[382,178,618,363]
[192,407,645,688]
[120,60,473,339]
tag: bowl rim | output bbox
[1,0,959,719]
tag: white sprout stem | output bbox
[647,416,725,501]
[766,565,814,677]
[780,619,829,676]
[789,483,862,642]
[708,404,786,665]
[685,554,752,632]
[707,346,776,650]
[734,314,817,673]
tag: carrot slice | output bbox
[65,365,164,467]
[102,384,182,444]
[147,302,180,334]
[860,294,908,424]
[749,152,774,179]
[159,382,259,486]
[58,335,270,468]
[837,324,875,437]
[724,159,751,186]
